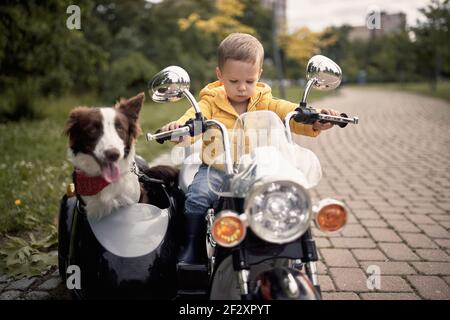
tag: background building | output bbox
[348,11,407,42]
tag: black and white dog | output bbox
[65,92,177,219]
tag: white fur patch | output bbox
[95,108,125,162]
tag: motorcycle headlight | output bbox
[244,180,312,244]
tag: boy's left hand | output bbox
[312,108,338,131]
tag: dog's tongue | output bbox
[101,162,120,183]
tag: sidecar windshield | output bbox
[206,110,322,198]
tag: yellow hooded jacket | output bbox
[176,81,321,166]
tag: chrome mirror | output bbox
[307,55,342,90]
[149,66,202,114]
[149,66,190,103]
[301,55,342,106]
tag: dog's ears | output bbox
[115,92,145,122]
[64,106,89,136]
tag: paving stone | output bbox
[352,249,387,261]
[38,278,62,291]
[25,291,51,300]
[389,198,411,207]
[407,276,450,300]
[436,202,450,211]
[360,293,420,300]
[378,243,420,261]
[388,220,421,233]
[6,277,37,291]
[409,207,443,215]
[352,209,380,220]
[341,225,369,237]
[320,249,359,267]
[375,276,413,292]
[315,237,332,248]
[0,275,11,283]
[360,262,417,275]
[330,238,377,249]
[329,268,369,292]
[419,225,450,239]
[410,262,450,275]
[415,249,450,262]
[379,213,407,221]
[435,239,450,249]
[360,219,388,228]
[345,200,371,210]
[321,292,360,300]
[444,276,450,285]
[0,290,22,300]
[401,233,438,249]
[316,261,327,275]
[439,221,450,229]
[430,214,450,221]
[367,228,403,243]
[318,275,335,292]
[0,283,7,292]
[407,215,435,225]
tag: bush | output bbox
[101,52,158,102]
[0,79,42,123]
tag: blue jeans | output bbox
[185,164,225,217]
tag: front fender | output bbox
[254,267,321,300]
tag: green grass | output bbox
[348,80,450,103]
[0,85,333,237]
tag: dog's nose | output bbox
[104,148,120,162]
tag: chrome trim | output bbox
[205,119,233,175]
[183,89,202,114]
[284,111,297,144]
[237,269,250,296]
[146,126,190,142]
[301,78,317,106]
[305,261,319,286]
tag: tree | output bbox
[178,0,256,42]
[412,0,450,89]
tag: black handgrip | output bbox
[153,129,172,144]
[293,107,319,125]
[337,113,348,128]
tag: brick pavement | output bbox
[1,88,449,300]
[297,88,450,300]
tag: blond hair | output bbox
[218,33,264,69]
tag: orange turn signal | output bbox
[212,211,246,247]
[313,199,348,233]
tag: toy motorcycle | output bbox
[58,55,358,300]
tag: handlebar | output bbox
[146,126,191,144]
[293,107,359,128]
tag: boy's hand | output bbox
[160,121,184,143]
[160,121,181,132]
[312,108,338,131]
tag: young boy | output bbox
[161,33,337,265]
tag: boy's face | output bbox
[216,59,262,105]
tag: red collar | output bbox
[74,170,110,196]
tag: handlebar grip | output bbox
[147,126,191,144]
[153,129,171,144]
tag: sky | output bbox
[286,0,432,32]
